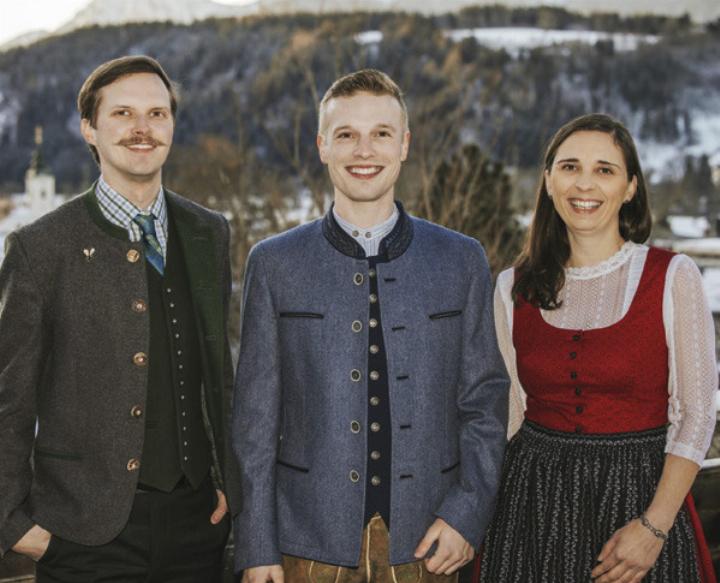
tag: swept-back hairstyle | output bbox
[512,113,652,309]
[77,55,178,164]
[318,68,408,134]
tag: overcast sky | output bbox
[0,0,708,47]
[0,0,254,45]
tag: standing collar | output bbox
[332,205,399,257]
[322,200,414,260]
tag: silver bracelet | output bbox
[640,514,668,542]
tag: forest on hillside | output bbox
[1,6,720,279]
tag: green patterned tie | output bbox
[133,213,164,275]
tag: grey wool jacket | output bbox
[0,188,240,556]
[232,204,510,570]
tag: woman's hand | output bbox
[591,518,664,582]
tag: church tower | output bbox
[25,126,56,217]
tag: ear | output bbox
[544,169,553,197]
[317,133,328,165]
[80,118,96,146]
[400,130,411,162]
[625,175,638,203]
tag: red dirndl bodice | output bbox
[513,246,671,434]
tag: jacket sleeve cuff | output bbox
[434,487,489,551]
[0,507,34,557]
[232,515,282,573]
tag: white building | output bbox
[0,128,66,260]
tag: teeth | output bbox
[128,144,154,149]
[349,166,381,175]
[571,200,601,209]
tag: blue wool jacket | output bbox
[232,205,509,570]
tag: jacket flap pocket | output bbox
[34,447,83,461]
[276,458,310,473]
[441,460,460,474]
[429,309,463,320]
[277,438,310,472]
[279,311,324,319]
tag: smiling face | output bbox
[317,91,410,208]
[545,130,637,246]
[80,72,174,191]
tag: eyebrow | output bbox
[555,157,621,168]
[332,123,397,133]
[110,104,170,110]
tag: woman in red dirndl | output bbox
[475,114,717,583]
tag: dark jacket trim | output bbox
[83,185,130,241]
[321,201,414,260]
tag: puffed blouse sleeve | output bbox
[494,268,527,439]
[664,254,718,466]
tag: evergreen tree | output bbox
[412,143,523,275]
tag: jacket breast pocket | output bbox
[428,309,463,320]
[278,311,324,319]
[278,310,327,365]
[34,446,83,462]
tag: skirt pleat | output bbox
[479,422,701,583]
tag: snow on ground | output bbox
[686,110,720,161]
[635,140,687,183]
[355,30,383,45]
[284,188,329,225]
[672,238,720,256]
[702,267,720,314]
[355,28,659,55]
[0,193,65,261]
[516,211,533,228]
[445,27,658,56]
[0,91,21,142]
[621,110,720,184]
[667,216,711,238]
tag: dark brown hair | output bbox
[77,55,178,163]
[318,69,408,133]
[512,113,652,309]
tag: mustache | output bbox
[118,136,166,147]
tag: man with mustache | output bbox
[233,69,509,583]
[0,55,238,582]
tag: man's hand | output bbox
[11,524,52,562]
[590,519,664,583]
[211,489,229,524]
[414,518,474,575]
[242,565,284,583]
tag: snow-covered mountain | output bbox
[256,0,718,21]
[0,30,49,53]
[2,0,717,54]
[57,0,253,32]
[0,0,256,52]
[551,0,720,23]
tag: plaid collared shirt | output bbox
[95,176,168,259]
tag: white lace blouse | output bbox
[495,242,718,466]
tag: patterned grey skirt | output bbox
[478,421,701,582]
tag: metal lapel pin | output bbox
[83,247,96,261]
